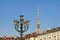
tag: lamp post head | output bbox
[24,21,27,27]
[14,20,19,26]
[24,20,30,27]
[26,20,30,26]
[20,15,24,24]
[20,15,24,19]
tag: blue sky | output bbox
[0,0,60,37]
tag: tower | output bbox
[36,5,42,34]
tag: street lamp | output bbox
[14,15,30,40]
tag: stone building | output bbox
[37,27,60,40]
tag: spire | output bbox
[36,4,42,34]
[37,5,40,23]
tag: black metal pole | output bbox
[20,24,23,40]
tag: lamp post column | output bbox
[14,15,30,40]
[20,24,23,40]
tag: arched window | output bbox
[44,38,46,40]
[54,36,56,40]
[40,39,42,40]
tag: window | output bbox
[40,39,42,40]
[54,36,56,38]
[49,37,51,38]
[54,36,56,40]
[58,37,59,40]
[44,38,46,40]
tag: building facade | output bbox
[37,27,60,40]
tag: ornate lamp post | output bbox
[14,15,30,40]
